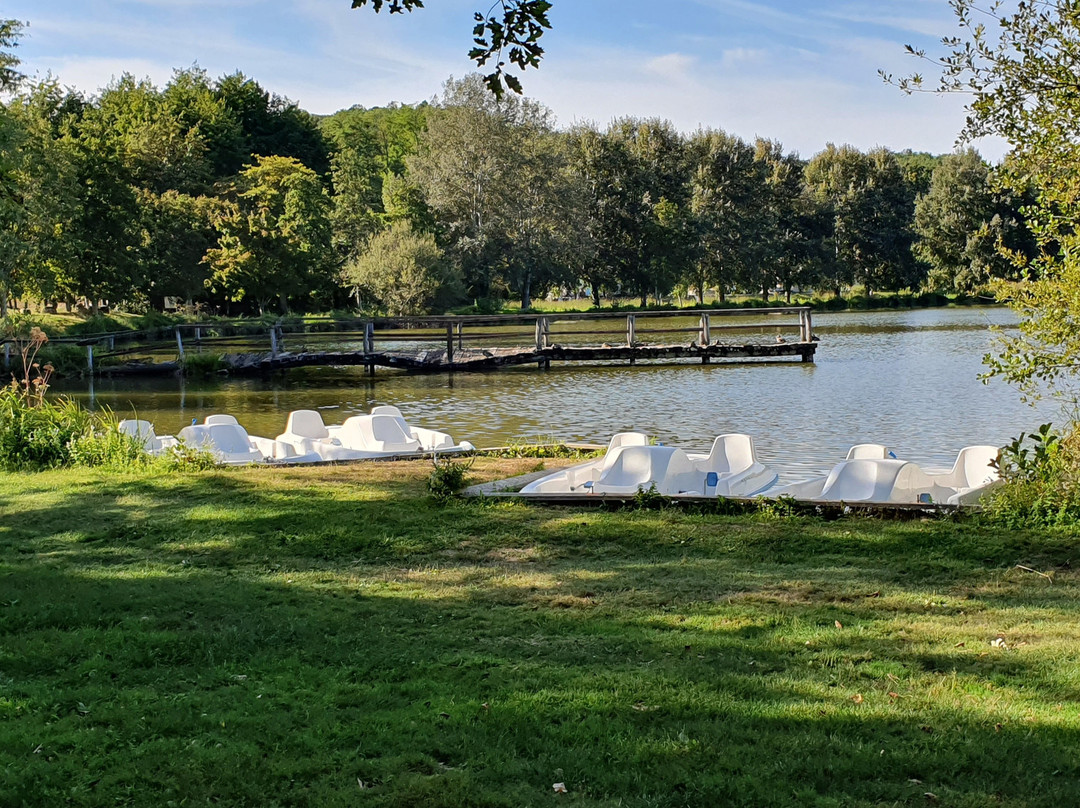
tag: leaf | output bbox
[834,620,843,629]
[553,782,568,793]
[851,693,864,704]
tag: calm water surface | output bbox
[55,307,1059,482]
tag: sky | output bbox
[4,0,1007,160]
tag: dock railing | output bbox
[2,307,813,373]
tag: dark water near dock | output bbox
[55,307,1058,483]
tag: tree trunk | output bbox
[591,284,601,308]
[520,273,532,310]
[785,286,792,303]
[278,293,289,315]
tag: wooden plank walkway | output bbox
[41,306,819,376]
[218,340,815,375]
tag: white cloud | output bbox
[645,53,695,82]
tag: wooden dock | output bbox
[19,307,818,376]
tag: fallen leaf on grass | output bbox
[991,637,1008,650]
[888,691,900,700]
[851,693,864,704]
[925,792,938,801]
[553,783,568,793]
[835,620,843,629]
[954,642,965,648]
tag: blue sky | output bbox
[5,0,1006,160]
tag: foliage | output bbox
[889,2,1080,403]
[982,423,1080,527]
[345,221,459,315]
[0,18,24,91]
[427,453,475,502]
[180,351,226,377]
[913,149,1031,293]
[206,156,333,314]
[350,0,552,97]
[483,440,599,459]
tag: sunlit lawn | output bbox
[1,459,1077,807]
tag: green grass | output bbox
[2,460,1078,807]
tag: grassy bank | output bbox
[2,459,1077,807]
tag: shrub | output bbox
[428,455,475,503]
[981,423,1080,527]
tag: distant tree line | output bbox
[0,35,1037,318]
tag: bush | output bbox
[428,455,474,503]
[981,423,1080,527]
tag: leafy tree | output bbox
[136,189,216,305]
[350,1,552,97]
[214,73,330,177]
[889,1,1080,399]
[0,81,83,312]
[322,104,430,266]
[755,141,827,302]
[206,156,333,314]
[344,220,460,315]
[409,75,573,307]
[913,148,1030,293]
[805,145,920,297]
[687,129,766,302]
[0,19,24,93]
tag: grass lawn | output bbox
[1,459,1077,807]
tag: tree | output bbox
[349,1,552,97]
[913,148,1030,293]
[0,19,24,93]
[214,73,330,177]
[687,129,766,302]
[888,1,1080,400]
[206,155,333,314]
[344,220,459,315]
[409,75,574,307]
[805,145,920,297]
[0,80,83,313]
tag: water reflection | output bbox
[52,307,1057,482]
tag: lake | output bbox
[54,307,1058,482]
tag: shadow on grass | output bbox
[2,469,1079,806]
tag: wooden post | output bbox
[195,327,201,343]
[445,323,454,368]
[700,313,711,346]
[269,327,278,358]
[175,328,185,360]
[803,309,813,342]
[86,344,94,373]
[3,341,10,369]
[627,315,636,347]
[456,321,463,350]
[364,321,375,375]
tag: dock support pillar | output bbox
[269,327,278,358]
[445,323,454,370]
[86,344,94,373]
[175,328,185,361]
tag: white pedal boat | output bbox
[118,419,179,456]
[520,431,777,498]
[767,444,1000,506]
[276,408,474,462]
[179,415,323,465]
